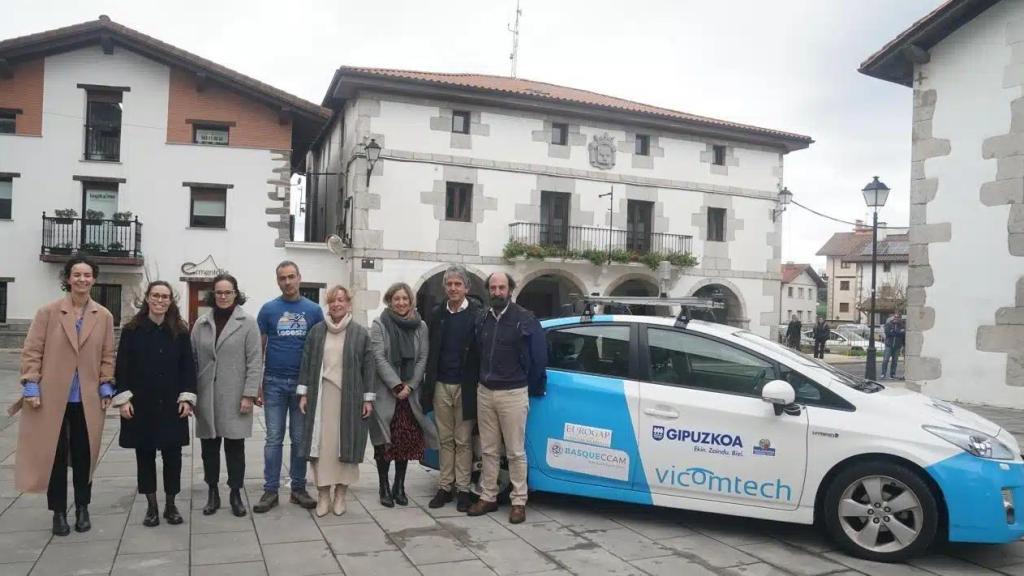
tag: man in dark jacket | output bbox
[423,265,481,512]
[467,272,546,525]
[785,314,803,350]
[812,317,830,359]
[881,312,906,379]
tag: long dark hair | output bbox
[126,281,188,337]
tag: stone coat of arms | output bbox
[588,133,616,170]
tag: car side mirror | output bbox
[762,380,796,416]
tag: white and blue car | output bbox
[426,308,1024,562]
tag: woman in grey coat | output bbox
[370,282,438,507]
[295,285,376,517]
[191,273,262,518]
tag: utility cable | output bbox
[790,199,906,230]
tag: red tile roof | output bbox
[0,16,330,122]
[816,232,872,257]
[331,66,813,148]
[781,263,824,287]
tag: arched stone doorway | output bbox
[516,273,586,320]
[607,277,669,317]
[691,282,747,328]
[415,268,488,319]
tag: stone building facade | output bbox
[861,0,1024,407]
[302,67,812,336]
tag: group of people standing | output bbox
[13,257,547,536]
[786,312,906,373]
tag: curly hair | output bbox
[60,256,99,292]
[125,281,188,338]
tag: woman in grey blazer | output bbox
[191,273,262,518]
[369,282,437,507]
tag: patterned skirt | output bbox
[379,398,424,462]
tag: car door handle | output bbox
[643,408,679,419]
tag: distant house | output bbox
[780,263,824,324]
[816,224,909,325]
[860,0,1024,407]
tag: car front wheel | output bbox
[823,461,938,562]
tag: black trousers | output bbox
[136,447,182,495]
[813,340,827,358]
[47,403,91,512]
[201,438,245,489]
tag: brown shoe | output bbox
[509,505,526,524]
[466,499,498,517]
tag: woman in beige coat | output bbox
[13,256,115,536]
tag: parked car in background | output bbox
[801,330,869,354]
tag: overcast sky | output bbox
[3,0,942,269]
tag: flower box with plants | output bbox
[502,240,698,271]
[84,209,106,225]
[50,241,74,255]
[112,211,133,226]
[81,241,105,254]
[53,209,78,225]
[106,241,129,257]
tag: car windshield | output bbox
[733,331,882,393]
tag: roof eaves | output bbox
[329,66,813,151]
[858,0,999,86]
[0,17,331,123]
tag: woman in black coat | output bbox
[112,281,197,527]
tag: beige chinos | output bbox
[477,385,529,506]
[434,382,474,493]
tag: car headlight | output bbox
[923,425,1017,460]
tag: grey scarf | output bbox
[381,308,420,382]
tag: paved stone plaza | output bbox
[4,349,1024,576]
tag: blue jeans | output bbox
[882,344,902,377]
[263,375,307,492]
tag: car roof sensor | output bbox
[571,295,724,328]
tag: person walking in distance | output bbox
[112,281,197,527]
[467,272,547,524]
[192,273,262,517]
[881,312,906,380]
[12,256,115,536]
[785,314,803,350]
[296,286,376,517]
[812,317,831,359]
[253,261,324,512]
[369,283,438,507]
[424,265,481,512]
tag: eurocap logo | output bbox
[652,425,666,441]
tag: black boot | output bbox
[392,460,408,506]
[143,493,159,527]
[163,494,183,525]
[376,457,394,508]
[52,511,70,536]
[74,504,91,533]
[203,484,220,516]
[229,488,247,517]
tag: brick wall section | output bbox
[166,66,291,150]
[0,58,44,136]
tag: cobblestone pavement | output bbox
[4,349,1024,575]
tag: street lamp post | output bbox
[860,176,890,381]
[365,139,381,186]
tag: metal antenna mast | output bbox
[508,0,522,78]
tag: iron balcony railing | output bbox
[84,123,121,161]
[508,222,692,255]
[41,213,143,260]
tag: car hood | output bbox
[866,384,1002,437]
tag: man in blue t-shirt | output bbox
[253,261,324,513]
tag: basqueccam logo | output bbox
[654,466,792,501]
